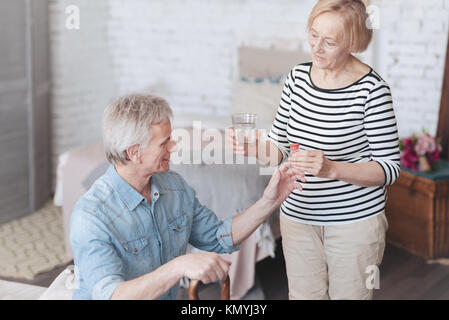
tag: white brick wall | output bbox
[49,0,449,186]
[107,0,320,115]
[372,0,449,138]
[49,0,117,185]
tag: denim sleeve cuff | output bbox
[216,216,240,253]
[92,274,125,300]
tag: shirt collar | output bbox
[106,164,161,211]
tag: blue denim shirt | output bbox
[70,165,239,300]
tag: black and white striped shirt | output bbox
[268,62,400,225]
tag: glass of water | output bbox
[232,113,257,144]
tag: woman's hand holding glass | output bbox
[227,127,260,157]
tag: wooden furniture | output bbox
[188,276,230,300]
[385,164,449,259]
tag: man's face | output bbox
[139,121,177,174]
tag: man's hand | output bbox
[262,162,307,208]
[179,252,231,284]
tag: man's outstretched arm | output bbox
[231,162,305,246]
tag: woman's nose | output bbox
[314,40,325,53]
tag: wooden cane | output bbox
[188,275,230,300]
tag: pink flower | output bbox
[400,132,442,172]
[401,148,419,170]
[428,148,440,163]
[415,133,436,156]
[402,138,415,150]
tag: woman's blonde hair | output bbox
[307,0,372,53]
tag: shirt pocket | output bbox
[121,236,150,255]
[120,236,157,277]
[167,211,189,256]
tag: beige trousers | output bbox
[280,212,388,300]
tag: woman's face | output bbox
[308,12,351,70]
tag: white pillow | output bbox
[238,46,307,79]
[38,265,75,300]
[231,78,284,130]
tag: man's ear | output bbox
[126,144,141,164]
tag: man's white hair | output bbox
[102,93,173,165]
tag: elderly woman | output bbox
[69,93,305,300]
[232,0,400,299]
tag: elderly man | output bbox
[70,94,306,300]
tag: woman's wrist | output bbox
[327,160,339,179]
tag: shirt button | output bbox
[177,226,181,230]
[134,248,138,253]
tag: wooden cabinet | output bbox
[385,167,449,259]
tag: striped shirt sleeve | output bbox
[364,80,401,185]
[268,69,295,162]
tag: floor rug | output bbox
[0,201,71,280]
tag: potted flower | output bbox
[399,131,442,172]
